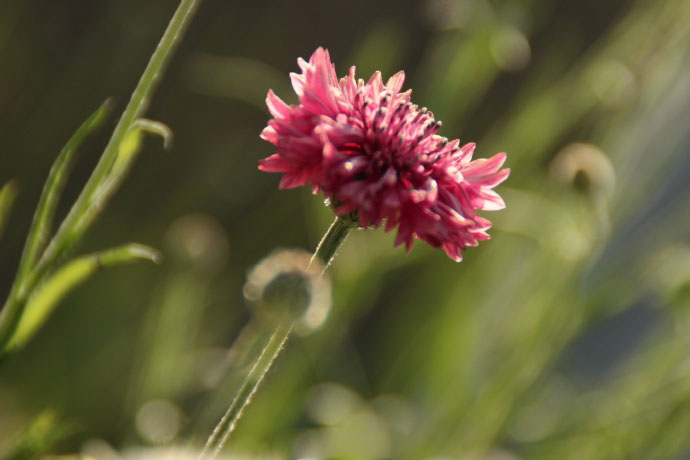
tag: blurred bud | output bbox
[164,213,229,272]
[262,272,311,319]
[243,249,331,334]
[490,26,531,72]
[549,143,616,198]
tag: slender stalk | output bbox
[199,321,293,460]
[0,0,203,354]
[310,215,356,269]
[36,0,202,279]
[200,216,355,457]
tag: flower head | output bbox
[259,48,509,261]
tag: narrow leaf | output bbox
[111,118,173,174]
[7,243,160,351]
[131,118,174,150]
[33,0,201,280]
[0,180,18,241]
[57,118,173,259]
[15,100,113,287]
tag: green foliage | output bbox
[8,244,160,351]
[0,0,201,359]
[14,100,112,290]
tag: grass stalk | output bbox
[0,0,203,355]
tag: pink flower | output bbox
[259,48,509,262]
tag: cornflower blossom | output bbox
[259,48,509,261]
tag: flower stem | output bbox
[199,320,293,460]
[310,215,356,269]
[200,217,352,457]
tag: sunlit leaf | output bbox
[7,243,161,351]
[46,118,172,268]
[114,117,173,171]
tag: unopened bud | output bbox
[243,249,331,334]
[550,143,615,198]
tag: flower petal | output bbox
[258,48,510,262]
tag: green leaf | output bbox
[0,0,201,358]
[0,180,18,241]
[7,243,160,351]
[32,0,200,278]
[55,118,173,264]
[14,100,112,287]
[113,117,173,172]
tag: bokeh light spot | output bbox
[135,399,182,445]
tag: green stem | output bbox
[199,321,293,460]
[310,215,356,269]
[37,0,202,277]
[200,216,355,457]
[0,0,203,355]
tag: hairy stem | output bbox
[199,321,292,459]
[310,215,356,270]
[200,215,354,457]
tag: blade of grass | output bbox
[0,102,110,354]
[7,243,160,351]
[61,118,173,260]
[0,0,203,354]
[35,0,201,273]
[0,180,18,241]
[14,100,112,288]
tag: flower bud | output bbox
[243,249,331,334]
[549,143,615,198]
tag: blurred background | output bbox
[1,0,690,458]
